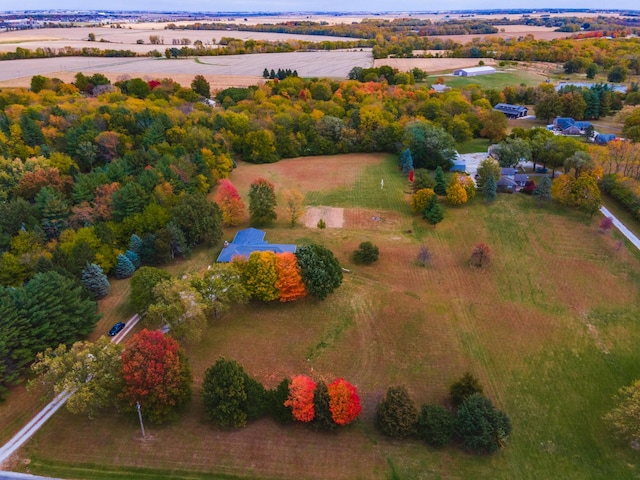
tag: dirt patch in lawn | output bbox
[303,206,344,228]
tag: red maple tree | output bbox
[214,179,247,227]
[327,378,362,426]
[284,375,316,422]
[275,252,307,302]
[120,329,192,424]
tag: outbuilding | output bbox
[493,103,528,118]
[453,66,496,77]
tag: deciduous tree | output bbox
[30,337,123,418]
[129,266,172,314]
[328,378,362,426]
[295,243,343,300]
[285,375,317,423]
[376,385,418,438]
[446,175,468,205]
[172,192,222,246]
[120,329,192,424]
[243,251,279,302]
[213,179,247,227]
[282,188,304,227]
[249,178,277,227]
[470,243,492,268]
[274,252,306,303]
[411,188,435,213]
[192,263,249,317]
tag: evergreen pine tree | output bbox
[434,166,447,196]
[81,263,110,300]
[114,254,135,279]
[125,249,141,269]
[423,195,444,227]
[129,234,143,254]
[312,381,336,431]
[484,175,497,202]
[262,68,269,78]
[400,149,414,176]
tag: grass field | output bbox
[441,69,548,90]
[6,154,640,479]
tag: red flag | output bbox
[408,169,414,182]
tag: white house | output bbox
[453,66,496,77]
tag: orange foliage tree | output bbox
[284,375,316,422]
[327,378,362,426]
[120,329,192,424]
[214,179,247,227]
[275,252,307,302]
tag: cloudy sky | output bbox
[5,1,639,12]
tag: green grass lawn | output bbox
[456,138,490,154]
[10,154,640,480]
[438,69,547,90]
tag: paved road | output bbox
[600,206,640,250]
[0,314,141,469]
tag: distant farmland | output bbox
[0,50,374,89]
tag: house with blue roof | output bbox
[216,228,297,262]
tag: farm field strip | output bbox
[0,50,374,87]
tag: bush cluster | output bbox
[375,373,511,454]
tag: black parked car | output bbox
[108,322,126,336]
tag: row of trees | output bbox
[128,243,343,342]
[376,373,511,454]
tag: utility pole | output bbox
[136,401,146,439]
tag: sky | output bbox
[4,1,639,13]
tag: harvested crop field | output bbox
[0,50,373,88]
[0,26,361,53]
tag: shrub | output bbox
[411,188,436,213]
[470,243,491,268]
[454,394,512,453]
[449,372,484,408]
[317,218,326,229]
[417,404,455,447]
[352,241,379,265]
[600,216,614,232]
[376,386,418,438]
[416,246,432,267]
[413,168,436,191]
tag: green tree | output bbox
[352,241,379,265]
[423,195,444,227]
[494,138,531,168]
[81,263,110,300]
[295,243,343,300]
[191,75,211,98]
[114,253,135,279]
[30,337,123,418]
[249,178,277,227]
[604,379,640,446]
[450,372,484,408]
[534,92,563,123]
[454,394,512,453]
[622,106,640,142]
[434,166,447,196]
[312,380,336,431]
[479,109,508,143]
[111,182,148,222]
[403,121,457,170]
[417,404,455,447]
[399,148,414,176]
[608,65,628,83]
[129,266,172,314]
[202,357,262,428]
[412,168,435,191]
[147,277,207,342]
[484,175,497,202]
[172,192,222,246]
[376,385,418,439]
[268,377,293,424]
[191,263,249,318]
[533,176,552,203]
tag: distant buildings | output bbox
[453,66,496,77]
[493,103,528,118]
[555,81,628,94]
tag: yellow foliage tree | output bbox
[411,188,436,213]
[459,175,476,200]
[243,251,279,302]
[282,189,304,227]
[446,175,468,205]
